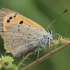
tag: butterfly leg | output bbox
[48,38,51,50]
[37,46,40,60]
[53,33,61,39]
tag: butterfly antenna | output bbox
[47,9,67,30]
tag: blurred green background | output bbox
[0,0,70,70]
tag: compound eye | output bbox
[49,30,51,34]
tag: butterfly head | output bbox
[46,30,53,40]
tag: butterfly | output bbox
[0,8,53,57]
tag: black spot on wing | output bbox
[28,25,31,27]
[9,17,12,19]
[19,21,23,24]
[7,20,10,23]
[6,14,17,23]
[27,27,29,29]
[18,29,20,32]
[14,14,17,18]
[35,33,36,34]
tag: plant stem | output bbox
[17,52,33,68]
[21,42,70,70]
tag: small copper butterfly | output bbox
[0,8,53,57]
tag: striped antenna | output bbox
[47,9,67,30]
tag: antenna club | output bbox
[64,9,67,13]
